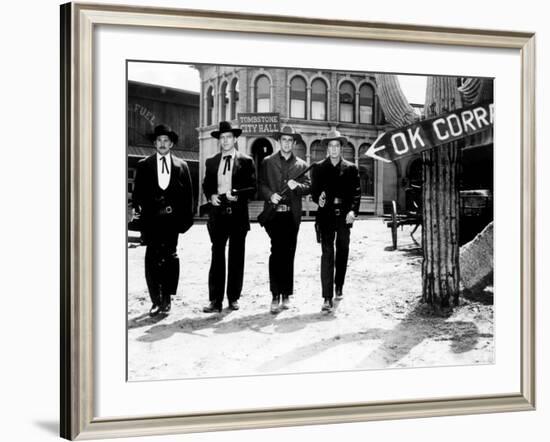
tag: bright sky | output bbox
[397,75,427,105]
[127,61,427,105]
[128,62,201,92]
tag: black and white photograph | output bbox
[126,61,494,381]
[3,0,547,440]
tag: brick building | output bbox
[194,65,418,216]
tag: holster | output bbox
[315,222,322,244]
[258,204,276,227]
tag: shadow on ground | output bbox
[462,284,494,305]
[256,302,492,372]
[128,312,171,330]
[134,310,337,344]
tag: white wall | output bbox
[0,0,546,441]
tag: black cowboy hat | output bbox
[147,124,179,144]
[210,121,242,139]
[272,125,303,143]
[321,129,348,147]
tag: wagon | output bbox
[385,187,492,250]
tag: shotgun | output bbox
[257,163,315,227]
[207,186,255,215]
[217,186,255,205]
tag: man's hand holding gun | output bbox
[211,187,254,207]
[269,179,298,205]
[211,190,239,206]
[318,191,356,225]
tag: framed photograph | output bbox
[60,2,535,440]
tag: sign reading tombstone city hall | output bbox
[237,113,280,135]
[366,102,494,163]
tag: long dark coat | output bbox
[311,157,361,227]
[259,151,311,227]
[132,153,194,234]
[202,150,256,231]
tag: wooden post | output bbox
[421,76,462,309]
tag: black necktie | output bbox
[161,156,169,174]
[223,155,231,175]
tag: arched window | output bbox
[294,140,307,161]
[310,140,326,163]
[255,75,271,112]
[359,144,375,196]
[220,82,229,121]
[343,143,355,162]
[206,86,214,126]
[339,81,355,123]
[290,76,306,119]
[230,78,239,120]
[311,78,327,120]
[359,84,375,124]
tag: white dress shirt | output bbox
[217,149,235,195]
[156,152,172,190]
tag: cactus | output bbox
[421,76,463,309]
[374,74,419,127]
[375,74,461,311]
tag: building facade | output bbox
[194,65,422,216]
[126,70,492,244]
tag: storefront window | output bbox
[294,140,307,161]
[359,143,375,196]
[310,140,326,163]
[343,144,355,162]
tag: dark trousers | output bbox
[142,228,180,308]
[207,211,248,307]
[320,217,351,299]
[266,212,299,297]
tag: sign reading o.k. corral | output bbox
[237,113,280,135]
[366,102,494,163]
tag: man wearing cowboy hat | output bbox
[311,129,361,312]
[132,124,194,317]
[259,125,311,313]
[202,121,256,313]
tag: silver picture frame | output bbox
[60,2,536,439]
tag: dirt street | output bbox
[128,218,494,381]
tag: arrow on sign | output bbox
[365,133,392,163]
[365,102,493,162]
